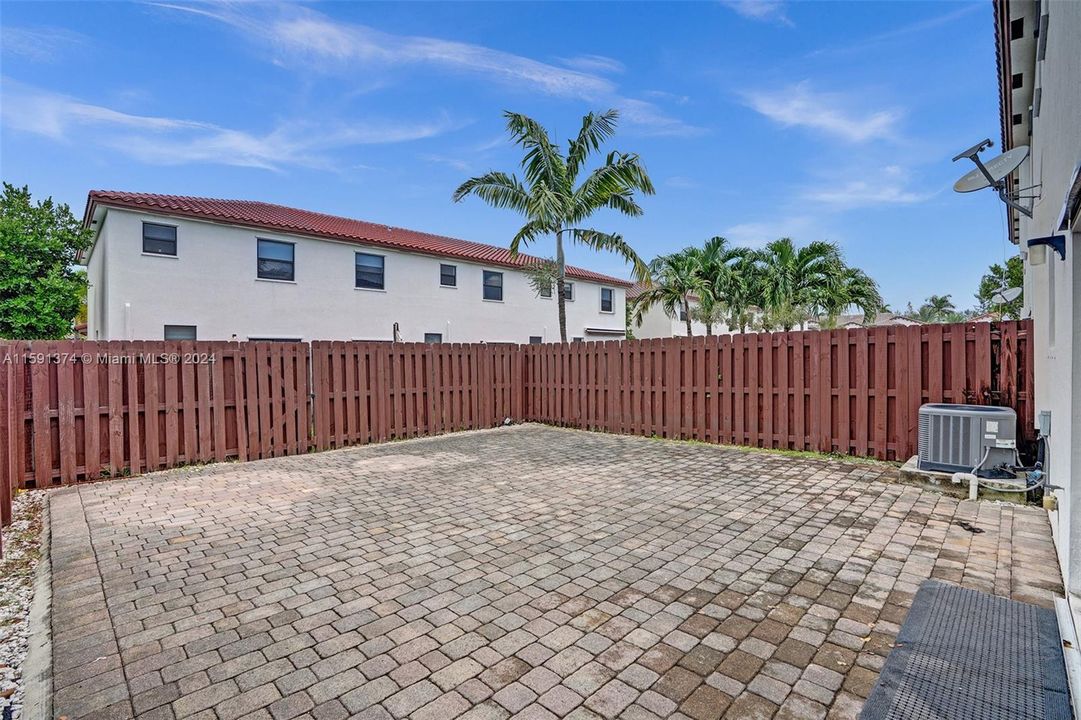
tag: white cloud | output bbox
[0,26,87,62]
[723,216,822,248]
[557,54,625,75]
[720,0,793,26]
[743,81,901,143]
[801,165,931,209]
[1,79,457,171]
[156,2,700,137]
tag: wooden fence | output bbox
[0,320,1034,553]
[521,321,1033,461]
[309,341,521,450]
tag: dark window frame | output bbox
[424,333,443,343]
[563,282,575,301]
[600,287,614,313]
[256,238,295,281]
[529,336,543,344]
[142,222,178,256]
[355,252,385,290]
[439,263,457,287]
[164,324,197,340]
[539,284,552,298]
[483,270,504,302]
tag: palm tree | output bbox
[632,250,704,336]
[751,238,882,330]
[905,294,965,324]
[689,236,748,335]
[453,110,654,342]
[817,266,884,326]
[752,238,843,330]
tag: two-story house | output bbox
[81,191,630,343]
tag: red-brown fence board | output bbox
[520,321,1034,462]
[0,321,1035,555]
[0,341,310,493]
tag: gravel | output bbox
[0,490,45,720]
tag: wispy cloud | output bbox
[743,81,901,143]
[720,0,793,27]
[808,4,981,58]
[155,2,701,137]
[0,25,88,63]
[1,79,457,171]
[557,54,625,75]
[723,215,822,248]
[801,165,931,209]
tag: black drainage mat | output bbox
[860,580,1072,720]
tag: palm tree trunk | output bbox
[683,297,692,336]
[556,229,568,343]
[705,322,713,336]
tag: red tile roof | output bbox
[83,191,632,287]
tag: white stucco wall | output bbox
[1014,0,1081,599]
[631,301,717,338]
[84,208,627,344]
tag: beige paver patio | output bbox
[45,424,1062,720]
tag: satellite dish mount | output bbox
[952,139,1034,217]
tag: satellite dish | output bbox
[991,286,1022,305]
[951,139,1034,217]
[954,146,1029,193]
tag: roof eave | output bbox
[82,193,633,287]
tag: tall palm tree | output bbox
[906,294,964,324]
[453,110,654,342]
[690,236,752,335]
[750,238,884,330]
[817,266,884,326]
[632,250,704,336]
[753,238,845,330]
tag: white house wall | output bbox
[631,302,717,338]
[1015,0,1081,600]
[86,208,627,344]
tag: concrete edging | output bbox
[21,491,53,720]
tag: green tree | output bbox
[0,184,92,339]
[632,249,704,336]
[976,255,1024,319]
[453,110,653,343]
[751,238,881,330]
[688,236,751,335]
[905,294,967,324]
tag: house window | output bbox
[679,307,688,322]
[257,239,294,281]
[600,287,614,313]
[539,284,552,298]
[564,282,575,301]
[143,222,177,256]
[424,333,443,343]
[529,336,543,344]
[440,264,457,287]
[1010,17,1024,40]
[164,324,196,340]
[573,337,584,343]
[483,270,503,301]
[355,252,385,290]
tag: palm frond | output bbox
[504,112,567,193]
[509,219,549,255]
[566,109,619,181]
[568,228,649,283]
[452,171,530,212]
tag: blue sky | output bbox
[1,1,1014,310]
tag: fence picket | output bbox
[0,320,1036,534]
